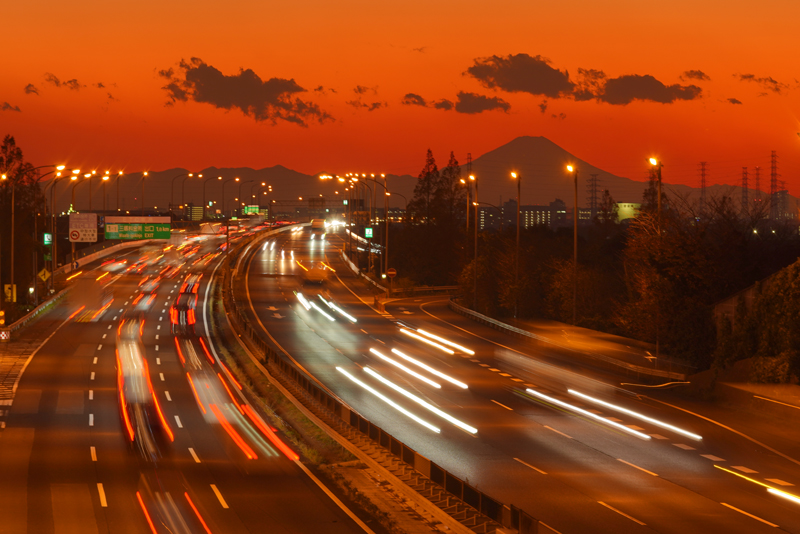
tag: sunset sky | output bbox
[3,0,799,191]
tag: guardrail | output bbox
[222,232,540,534]
[448,297,689,381]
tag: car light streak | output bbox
[218,359,242,390]
[91,300,114,321]
[68,305,86,321]
[133,294,144,305]
[96,272,109,281]
[296,260,308,271]
[296,292,311,310]
[136,492,158,534]
[319,296,357,322]
[364,367,477,434]
[117,357,135,441]
[281,250,285,259]
[390,349,468,389]
[715,465,800,504]
[400,329,455,354]
[66,271,83,281]
[209,403,257,459]
[271,241,275,250]
[416,329,475,355]
[568,389,702,441]
[185,492,214,534]
[241,404,299,460]
[290,250,294,259]
[218,373,244,414]
[187,372,206,414]
[144,359,174,442]
[174,337,185,365]
[198,337,215,365]
[321,262,335,272]
[310,301,335,321]
[369,348,440,388]
[768,487,800,505]
[336,367,440,433]
[525,388,651,440]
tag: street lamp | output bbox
[471,174,478,310]
[84,173,95,211]
[140,171,148,216]
[1,173,15,304]
[511,171,520,319]
[102,172,110,213]
[649,157,663,360]
[221,177,239,218]
[203,176,221,220]
[181,173,201,213]
[238,180,253,217]
[170,172,191,215]
[567,165,578,325]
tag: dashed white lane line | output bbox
[159,373,165,382]
[90,446,97,461]
[97,344,102,351]
[174,415,183,428]
[499,373,512,377]
[189,448,201,463]
[479,364,490,367]
[598,501,645,526]
[157,325,161,330]
[155,345,159,351]
[89,414,94,426]
[119,309,124,313]
[650,434,668,440]
[93,357,97,365]
[165,391,172,401]
[701,454,726,462]
[102,334,106,339]
[97,483,108,508]
[617,458,658,477]
[514,457,547,475]
[491,399,513,411]
[162,309,166,314]
[107,325,112,330]
[210,484,229,509]
[720,503,778,527]
[124,301,129,306]
[89,390,93,400]
[488,368,501,372]
[673,443,695,450]
[733,465,758,474]
[159,317,163,321]
[112,316,117,320]
[156,358,161,365]
[90,372,95,381]
[155,334,159,340]
[544,425,572,439]
[767,479,794,487]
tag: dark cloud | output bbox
[24,84,39,95]
[44,73,84,90]
[736,73,787,93]
[727,97,742,105]
[551,112,566,120]
[313,86,337,94]
[432,99,453,111]
[454,91,510,114]
[346,99,385,111]
[107,93,119,102]
[95,82,105,89]
[681,70,710,81]
[1,102,21,112]
[412,46,427,53]
[159,57,332,126]
[597,75,701,105]
[465,53,574,98]
[538,100,547,113]
[401,93,427,106]
[353,85,378,95]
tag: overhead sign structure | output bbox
[242,205,260,215]
[69,213,98,242]
[365,227,373,239]
[105,216,171,240]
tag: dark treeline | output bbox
[390,153,800,376]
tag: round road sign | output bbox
[387,268,397,278]
[70,230,80,241]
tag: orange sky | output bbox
[3,0,799,191]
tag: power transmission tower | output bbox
[770,151,779,219]
[699,162,707,215]
[741,167,748,216]
[585,173,600,220]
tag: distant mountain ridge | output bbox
[59,136,795,215]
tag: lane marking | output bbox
[488,368,501,372]
[511,378,524,382]
[90,446,97,461]
[155,345,159,352]
[157,325,161,329]
[93,357,97,365]
[544,425,572,439]
[159,317,162,321]
[720,503,778,527]
[189,448,200,463]
[539,522,564,534]
[617,458,658,477]
[491,399,513,411]
[767,479,794,487]
[89,390,93,400]
[97,344,102,351]
[673,443,695,450]
[156,358,161,365]
[102,334,106,339]
[90,372,95,381]
[754,395,800,411]
[733,465,758,474]
[701,454,725,462]
[159,373,165,381]
[514,457,547,474]
[499,373,512,377]
[113,316,117,320]
[650,434,668,440]
[165,391,172,401]
[107,325,112,330]
[210,484,229,509]
[175,415,183,428]
[97,483,107,507]
[598,501,645,526]
[89,414,94,426]
[155,335,159,340]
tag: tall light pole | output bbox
[84,172,95,211]
[567,165,578,325]
[238,180,253,217]
[511,171,521,318]
[115,171,123,211]
[649,157,663,359]
[203,176,221,220]
[181,173,201,214]
[222,177,239,218]
[170,172,191,215]
[50,168,75,276]
[140,171,148,216]
[1,174,15,303]
[471,174,478,310]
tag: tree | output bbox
[406,149,439,225]
[596,189,618,225]
[433,152,466,226]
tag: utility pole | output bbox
[741,167,749,216]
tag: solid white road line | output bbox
[598,501,645,525]
[491,400,513,411]
[90,446,97,461]
[210,484,229,509]
[189,448,200,463]
[721,503,778,527]
[544,425,572,439]
[514,457,547,475]
[617,458,658,477]
[175,415,183,428]
[97,483,107,507]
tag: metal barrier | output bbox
[220,232,541,533]
[448,297,689,381]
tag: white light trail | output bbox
[310,234,315,240]
[290,250,294,259]
[568,389,702,441]
[271,241,275,250]
[336,367,439,433]
[369,348,440,388]
[319,295,357,323]
[364,367,477,434]
[296,292,311,310]
[400,329,454,355]
[417,329,474,355]
[281,250,285,259]
[310,301,335,321]
[768,488,800,505]
[525,389,651,441]
[391,348,468,389]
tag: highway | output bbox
[238,225,800,533]
[0,232,369,534]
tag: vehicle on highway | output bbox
[311,218,326,233]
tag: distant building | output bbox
[616,203,640,222]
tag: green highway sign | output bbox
[243,205,260,215]
[105,216,171,240]
[43,233,52,245]
[365,227,373,239]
